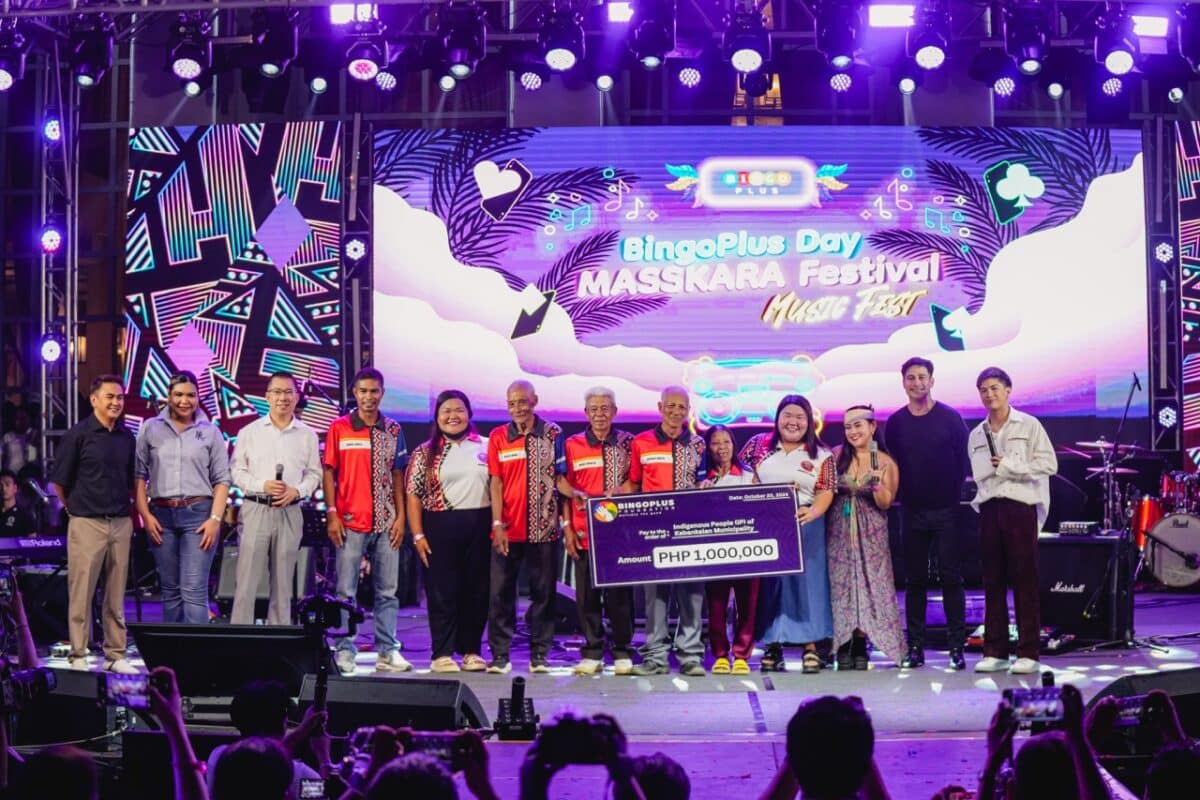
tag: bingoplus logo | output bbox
[697,157,819,210]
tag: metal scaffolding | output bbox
[38,45,80,467]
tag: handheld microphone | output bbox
[869,440,879,471]
[275,463,284,482]
[983,427,998,458]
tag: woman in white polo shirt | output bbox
[405,390,491,673]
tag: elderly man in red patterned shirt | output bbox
[486,380,564,674]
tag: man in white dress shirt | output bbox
[230,372,322,624]
[968,367,1057,675]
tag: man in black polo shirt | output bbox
[51,375,138,674]
[883,357,970,671]
[1,469,35,537]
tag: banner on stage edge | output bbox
[586,484,803,587]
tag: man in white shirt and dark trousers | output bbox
[968,367,1057,675]
[230,372,322,624]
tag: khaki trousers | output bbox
[68,515,133,661]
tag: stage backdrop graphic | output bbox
[124,123,343,437]
[1178,122,1200,465]
[372,127,1146,426]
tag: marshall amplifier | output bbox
[1038,532,1135,644]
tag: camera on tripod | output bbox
[298,592,364,637]
[0,666,56,713]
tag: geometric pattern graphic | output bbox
[124,123,343,438]
[1177,122,1200,463]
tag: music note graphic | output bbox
[625,197,646,221]
[604,179,630,212]
[924,207,951,233]
[564,204,592,231]
[887,177,913,211]
[871,197,893,220]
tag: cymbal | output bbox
[1085,466,1137,475]
[1056,446,1095,458]
[1075,440,1147,452]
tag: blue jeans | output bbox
[151,501,217,625]
[335,531,401,656]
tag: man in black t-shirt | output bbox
[1,469,35,537]
[883,357,970,670]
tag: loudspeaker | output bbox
[129,623,329,699]
[296,675,490,735]
[15,566,72,645]
[1038,533,1134,644]
[1086,667,1200,738]
[214,544,317,609]
[12,668,118,745]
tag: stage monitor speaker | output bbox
[15,565,72,645]
[214,544,317,604]
[297,675,489,735]
[1038,533,1134,644]
[129,623,330,699]
[1085,666,1200,739]
[12,668,118,745]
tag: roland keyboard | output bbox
[0,536,66,558]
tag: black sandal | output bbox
[836,642,853,671]
[760,643,786,672]
[852,636,869,670]
[802,650,822,674]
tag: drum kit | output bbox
[1069,438,1200,588]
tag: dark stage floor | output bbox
[51,589,1200,799]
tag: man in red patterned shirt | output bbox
[486,380,564,674]
[323,368,411,675]
[557,386,636,676]
[623,386,707,677]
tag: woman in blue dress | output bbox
[740,394,835,674]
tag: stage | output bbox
[44,588,1200,799]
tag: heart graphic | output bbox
[473,161,523,200]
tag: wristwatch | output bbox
[208,514,221,523]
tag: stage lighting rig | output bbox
[595,72,615,92]
[814,0,860,70]
[629,0,675,69]
[519,69,544,91]
[1095,7,1136,76]
[724,8,771,74]
[538,2,584,72]
[70,14,114,89]
[168,13,212,83]
[1003,2,1048,76]
[346,39,385,81]
[0,21,30,93]
[39,222,64,255]
[39,334,65,365]
[439,1,487,79]
[42,114,62,144]
[678,65,701,88]
[907,0,949,70]
[739,69,772,98]
[253,9,299,78]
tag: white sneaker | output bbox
[377,650,413,672]
[974,656,1010,673]
[613,658,634,676]
[335,650,358,675]
[105,658,140,675]
[1009,658,1040,675]
[573,658,603,675]
[68,657,90,671]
